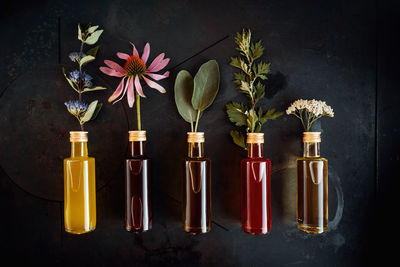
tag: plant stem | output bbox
[194,110,201,132]
[78,41,84,102]
[136,91,141,131]
[190,120,194,132]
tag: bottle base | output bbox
[65,227,95,235]
[126,226,152,233]
[297,223,327,234]
[242,226,270,235]
[183,226,211,235]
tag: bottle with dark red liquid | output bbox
[124,130,152,233]
[183,132,211,234]
[241,132,271,235]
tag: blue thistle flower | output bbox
[68,52,87,63]
[69,70,80,83]
[64,100,88,114]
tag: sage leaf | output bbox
[82,86,107,93]
[87,25,99,34]
[80,55,95,66]
[81,100,98,123]
[86,46,99,57]
[174,70,198,123]
[85,30,103,45]
[90,102,102,121]
[78,24,83,41]
[192,60,220,111]
[62,67,78,92]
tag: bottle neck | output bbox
[129,141,146,157]
[248,143,264,158]
[71,142,88,157]
[303,142,320,157]
[188,142,204,158]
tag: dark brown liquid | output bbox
[183,156,211,234]
[124,141,152,233]
[297,157,328,234]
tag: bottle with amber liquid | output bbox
[297,132,328,234]
[241,133,271,235]
[183,132,211,234]
[63,131,96,234]
[125,130,152,233]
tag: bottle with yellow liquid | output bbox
[297,132,328,234]
[63,131,96,234]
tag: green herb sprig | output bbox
[226,29,283,149]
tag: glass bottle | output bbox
[241,133,271,235]
[63,131,96,234]
[124,130,152,233]
[183,132,211,234]
[297,132,328,234]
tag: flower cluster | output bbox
[69,70,93,88]
[64,100,88,115]
[286,99,334,131]
[68,52,87,63]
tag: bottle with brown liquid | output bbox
[124,130,152,233]
[241,133,271,235]
[183,132,211,234]
[297,132,328,234]
[63,131,96,234]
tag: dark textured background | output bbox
[0,0,396,266]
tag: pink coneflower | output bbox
[99,42,170,108]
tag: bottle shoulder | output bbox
[184,157,211,163]
[241,157,271,164]
[297,157,327,162]
[64,156,95,162]
[126,155,150,161]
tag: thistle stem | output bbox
[194,110,201,132]
[136,91,141,131]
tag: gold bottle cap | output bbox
[246,133,264,144]
[70,131,88,142]
[303,132,321,143]
[187,132,205,143]
[129,130,147,142]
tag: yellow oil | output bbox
[296,157,328,234]
[63,141,96,234]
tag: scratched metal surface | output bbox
[0,0,380,265]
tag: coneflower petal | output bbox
[113,77,131,104]
[104,60,125,74]
[135,76,146,97]
[100,66,125,77]
[145,71,169,81]
[130,42,139,57]
[117,52,130,60]
[141,43,150,65]
[142,76,166,93]
[127,77,135,108]
[147,53,165,72]
[149,58,170,73]
[108,77,126,103]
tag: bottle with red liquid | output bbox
[124,130,152,233]
[241,132,271,235]
[182,132,211,234]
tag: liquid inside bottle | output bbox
[63,131,96,234]
[125,131,152,233]
[183,132,211,234]
[241,133,271,235]
[296,132,328,234]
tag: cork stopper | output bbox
[129,130,146,142]
[302,132,321,143]
[187,132,205,143]
[246,133,264,144]
[70,131,88,142]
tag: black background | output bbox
[0,0,397,266]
